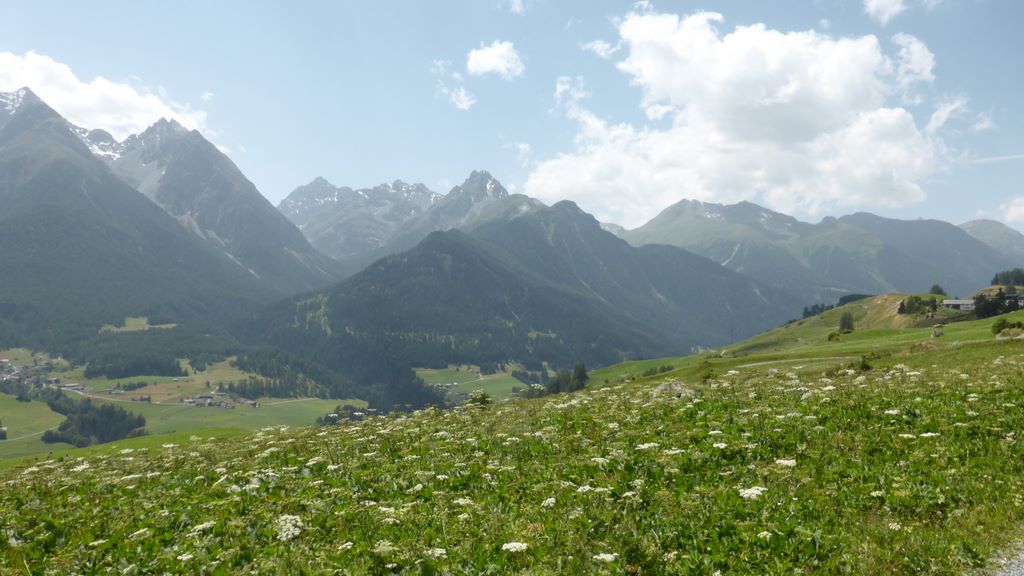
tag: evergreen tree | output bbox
[839,312,855,332]
[929,284,946,295]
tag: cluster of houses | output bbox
[943,293,1024,312]
[182,394,258,409]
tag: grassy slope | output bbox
[6,295,1024,573]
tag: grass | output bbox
[6,295,1024,573]
[418,365,528,400]
[0,394,66,460]
[1,355,367,461]
[5,336,1024,573]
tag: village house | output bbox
[942,299,976,311]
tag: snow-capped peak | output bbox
[0,87,33,116]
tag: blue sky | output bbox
[1,0,1022,230]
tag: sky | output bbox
[0,0,1022,230]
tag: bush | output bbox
[641,365,675,377]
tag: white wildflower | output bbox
[541,497,556,508]
[374,540,397,554]
[757,531,772,540]
[713,442,728,449]
[502,541,528,552]
[426,547,447,558]
[593,552,619,562]
[189,521,216,536]
[635,442,660,450]
[739,486,768,500]
[275,515,304,541]
[775,459,797,467]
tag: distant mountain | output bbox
[241,200,801,395]
[279,170,544,275]
[80,119,341,295]
[279,177,440,265]
[960,219,1024,264]
[625,198,1016,302]
[0,88,274,349]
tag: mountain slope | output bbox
[960,219,1024,264]
[241,200,801,388]
[838,212,1014,295]
[625,198,1015,302]
[0,88,274,349]
[89,120,341,294]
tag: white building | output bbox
[942,299,975,311]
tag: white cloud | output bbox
[972,112,995,132]
[582,40,620,59]
[0,51,207,140]
[506,0,525,15]
[925,97,966,135]
[513,142,532,167]
[432,59,476,111]
[864,0,906,25]
[200,90,215,102]
[449,87,477,110]
[1005,197,1024,223]
[892,33,935,100]
[525,9,947,228]
[467,40,525,80]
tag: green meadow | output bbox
[5,294,1024,573]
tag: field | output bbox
[5,296,1024,573]
[98,316,177,334]
[0,395,66,460]
[417,365,527,400]
[0,355,365,462]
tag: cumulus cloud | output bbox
[0,51,207,140]
[864,0,906,25]
[525,9,948,228]
[467,40,525,80]
[1005,197,1024,223]
[891,33,935,100]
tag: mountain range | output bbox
[241,198,802,405]
[279,170,544,275]
[622,199,1020,302]
[3,85,1022,408]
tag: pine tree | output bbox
[839,312,855,332]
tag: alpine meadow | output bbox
[1,1,1024,575]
